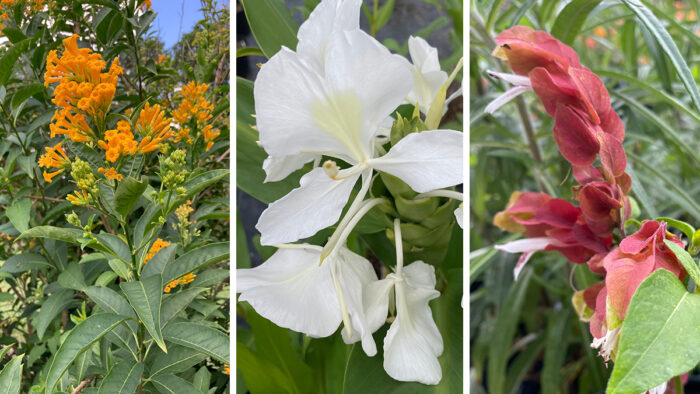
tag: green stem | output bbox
[674,375,684,394]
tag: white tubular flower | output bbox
[406,36,448,114]
[484,70,533,114]
[363,219,443,385]
[237,244,380,355]
[495,237,561,279]
[254,29,463,246]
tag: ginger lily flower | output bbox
[363,219,443,384]
[237,243,381,356]
[406,36,448,113]
[254,29,463,246]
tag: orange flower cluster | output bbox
[144,238,170,264]
[134,103,174,153]
[164,273,196,293]
[44,34,122,143]
[98,167,122,181]
[98,120,137,162]
[156,54,166,65]
[38,143,71,183]
[139,0,152,12]
[1,0,45,14]
[172,82,219,150]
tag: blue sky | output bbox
[150,0,205,49]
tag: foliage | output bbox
[0,0,230,392]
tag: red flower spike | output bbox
[493,26,581,75]
[552,104,600,167]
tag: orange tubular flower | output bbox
[156,54,166,65]
[144,238,170,264]
[98,120,137,162]
[50,109,94,142]
[135,103,174,152]
[172,82,213,125]
[139,0,152,12]
[38,143,71,183]
[98,167,122,181]
[202,124,220,151]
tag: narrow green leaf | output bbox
[161,242,229,284]
[1,253,50,273]
[97,359,143,394]
[162,322,229,364]
[44,313,129,394]
[608,269,700,393]
[656,217,695,241]
[35,289,75,340]
[541,308,571,393]
[240,0,298,58]
[0,38,33,86]
[150,374,201,394]
[148,345,207,377]
[17,226,83,245]
[622,0,700,110]
[235,46,264,58]
[0,357,22,394]
[664,240,700,286]
[120,275,167,353]
[113,176,147,218]
[551,0,603,45]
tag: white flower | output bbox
[237,244,381,355]
[365,261,443,385]
[406,36,448,114]
[454,203,463,228]
[495,237,561,279]
[484,70,533,114]
[254,29,463,246]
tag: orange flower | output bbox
[38,143,71,183]
[223,365,230,375]
[172,82,213,126]
[164,279,179,293]
[97,167,122,181]
[202,124,220,151]
[144,238,170,264]
[97,120,138,162]
[593,26,607,37]
[50,109,94,142]
[139,0,152,12]
[135,103,174,153]
[156,54,166,65]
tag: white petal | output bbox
[494,237,555,253]
[384,263,442,385]
[256,167,359,245]
[369,129,463,193]
[237,247,342,337]
[487,70,532,86]
[262,154,316,183]
[296,0,361,73]
[484,85,532,114]
[364,278,394,334]
[335,247,380,356]
[454,205,463,228]
[403,260,438,292]
[408,36,442,74]
[255,47,360,162]
[324,30,413,156]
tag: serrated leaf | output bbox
[120,275,167,353]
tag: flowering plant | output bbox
[472,1,700,393]
[0,1,230,392]
[236,0,463,391]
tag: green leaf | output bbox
[160,287,206,327]
[58,262,87,293]
[95,233,131,262]
[97,359,143,394]
[6,198,30,233]
[190,269,229,288]
[162,322,229,364]
[161,242,229,284]
[621,0,700,110]
[0,38,33,86]
[44,313,129,394]
[35,289,75,340]
[541,308,571,393]
[17,226,83,245]
[141,244,177,279]
[1,253,51,273]
[607,269,700,393]
[656,217,695,241]
[237,341,293,394]
[235,46,265,58]
[374,0,395,32]
[236,210,251,269]
[240,0,298,58]
[148,345,207,377]
[664,240,700,286]
[120,275,167,353]
[113,176,147,218]
[551,0,603,45]
[0,356,22,394]
[150,374,202,394]
[11,83,44,110]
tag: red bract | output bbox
[493,26,627,178]
[603,220,686,320]
[494,191,612,264]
